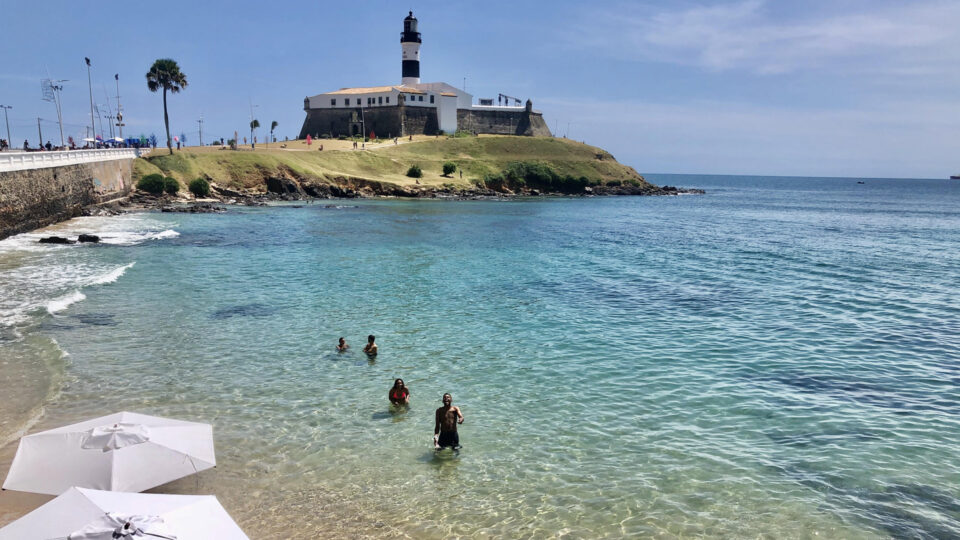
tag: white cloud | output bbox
[576,1,960,76]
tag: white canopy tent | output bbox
[2,412,215,495]
[0,487,248,540]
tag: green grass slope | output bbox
[135,136,648,191]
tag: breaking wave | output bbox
[46,290,87,315]
[89,262,136,286]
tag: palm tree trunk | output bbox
[163,87,172,155]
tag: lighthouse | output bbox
[401,11,421,85]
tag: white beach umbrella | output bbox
[0,487,248,540]
[2,412,215,496]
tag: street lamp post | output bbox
[52,83,65,148]
[85,57,96,144]
[0,105,11,149]
[94,105,105,141]
[114,74,123,140]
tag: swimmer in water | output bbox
[389,378,410,406]
[336,337,349,352]
[363,334,378,356]
[434,393,464,450]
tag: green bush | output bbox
[163,177,180,195]
[406,165,423,178]
[442,162,457,176]
[607,179,622,187]
[482,172,506,190]
[501,162,591,193]
[137,174,166,194]
[189,177,210,197]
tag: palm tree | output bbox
[145,59,187,155]
[250,119,260,149]
[270,121,278,147]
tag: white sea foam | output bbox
[46,290,86,314]
[152,229,180,240]
[0,214,180,251]
[98,228,180,245]
[89,262,136,285]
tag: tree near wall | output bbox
[250,119,260,149]
[145,59,188,155]
[270,121,278,146]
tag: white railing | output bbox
[0,148,142,173]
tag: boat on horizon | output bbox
[951,174,960,179]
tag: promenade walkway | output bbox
[0,148,142,173]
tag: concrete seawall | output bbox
[0,151,136,240]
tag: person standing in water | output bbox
[363,335,378,356]
[434,393,464,450]
[336,337,349,352]
[389,379,410,406]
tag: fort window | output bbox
[378,96,383,105]
[386,96,390,104]
[418,95,423,102]
[331,99,336,106]
[430,95,434,103]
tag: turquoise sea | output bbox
[1,175,959,538]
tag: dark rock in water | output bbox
[161,203,226,214]
[77,234,100,243]
[211,302,277,320]
[39,236,75,244]
[72,313,117,326]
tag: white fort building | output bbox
[298,12,551,139]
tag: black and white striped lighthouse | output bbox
[401,11,421,85]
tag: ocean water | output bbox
[1,175,959,538]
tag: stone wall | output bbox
[298,105,445,139]
[457,110,552,137]
[299,105,552,138]
[400,106,440,135]
[0,159,132,240]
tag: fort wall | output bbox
[0,158,133,240]
[300,106,551,139]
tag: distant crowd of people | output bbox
[336,335,465,452]
[0,138,156,152]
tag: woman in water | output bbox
[336,337,349,352]
[389,378,410,406]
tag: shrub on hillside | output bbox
[482,173,506,190]
[137,174,166,195]
[189,177,210,197]
[406,165,423,178]
[442,162,457,176]
[502,162,591,194]
[163,177,180,195]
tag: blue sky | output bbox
[1,0,958,178]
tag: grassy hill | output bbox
[134,135,650,193]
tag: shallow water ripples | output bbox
[5,184,960,538]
